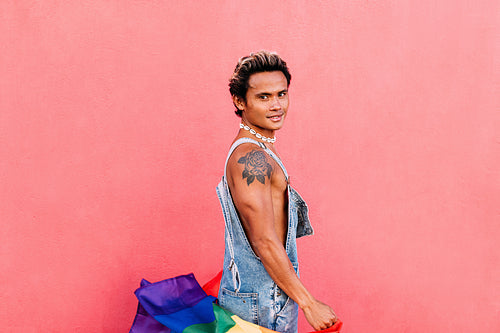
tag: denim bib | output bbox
[216,138,314,333]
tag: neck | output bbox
[239,122,276,144]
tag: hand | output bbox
[302,299,338,331]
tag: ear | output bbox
[232,95,245,112]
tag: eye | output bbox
[278,91,287,97]
[259,95,268,100]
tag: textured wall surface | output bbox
[1,1,498,332]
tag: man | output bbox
[216,51,338,332]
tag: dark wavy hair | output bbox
[229,51,291,117]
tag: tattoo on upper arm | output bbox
[238,150,272,185]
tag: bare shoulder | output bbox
[227,143,274,186]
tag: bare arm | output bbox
[227,146,337,330]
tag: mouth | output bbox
[268,114,284,122]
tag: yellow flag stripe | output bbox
[227,315,279,333]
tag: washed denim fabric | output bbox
[216,138,314,333]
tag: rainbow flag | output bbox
[129,273,342,333]
[129,273,277,333]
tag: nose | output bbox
[270,96,281,110]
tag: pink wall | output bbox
[1,1,498,332]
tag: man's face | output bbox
[235,71,289,134]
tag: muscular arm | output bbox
[227,146,337,330]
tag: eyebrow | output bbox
[255,89,288,96]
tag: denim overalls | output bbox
[216,138,314,333]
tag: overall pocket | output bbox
[219,287,259,324]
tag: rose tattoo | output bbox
[238,150,272,185]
